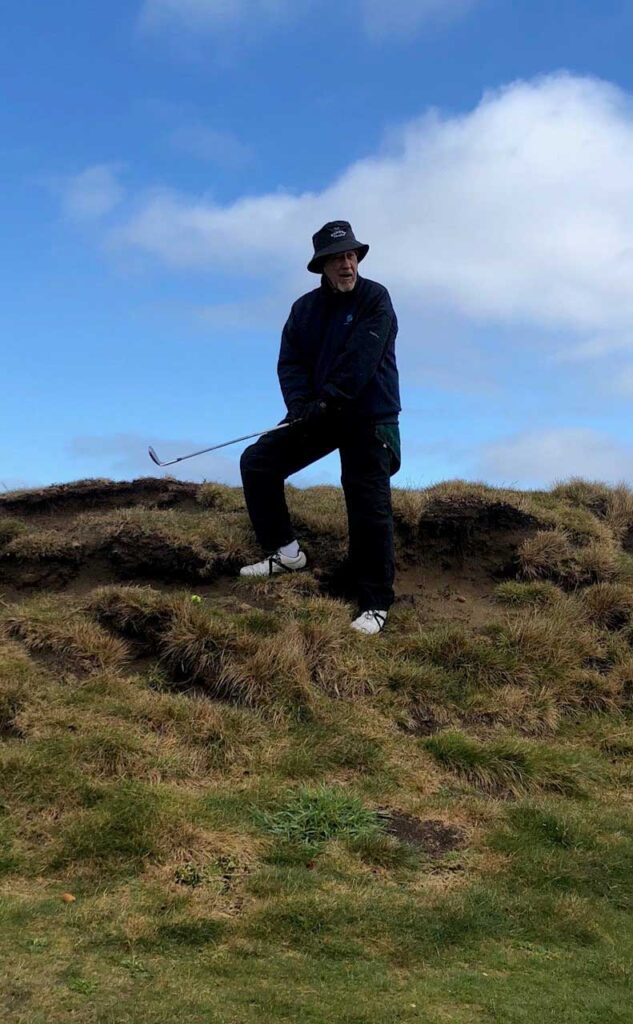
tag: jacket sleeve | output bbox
[277,305,312,411]
[321,288,396,405]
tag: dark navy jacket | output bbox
[277,275,401,423]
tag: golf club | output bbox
[148,421,290,468]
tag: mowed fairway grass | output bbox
[1,477,633,1023]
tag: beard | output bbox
[328,272,357,292]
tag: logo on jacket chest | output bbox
[344,314,354,324]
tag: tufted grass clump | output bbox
[424,730,600,797]
[87,585,178,645]
[196,482,244,511]
[256,785,383,849]
[580,582,633,630]
[518,528,621,587]
[0,517,26,546]
[494,580,562,607]
[2,596,129,672]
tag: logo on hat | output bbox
[330,228,346,239]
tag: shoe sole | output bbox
[239,561,308,578]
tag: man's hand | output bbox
[300,398,329,426]
[287,401,307,423]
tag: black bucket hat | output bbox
[307,220,369,274]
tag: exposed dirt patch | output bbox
[0,550,85,591]
[395,564,498,628]
[0,532,237,595]
[0,478,200,519]
[0,718,24,740]
[105,525,212,582]
[0,481,538,634]
[380,812,466,857]
[399,703,446,738]
[417,500,538,575]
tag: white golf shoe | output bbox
[239,548,307,577]
[350,609,388,635]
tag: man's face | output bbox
[323,250,359,292]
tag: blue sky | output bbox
[4,0,633,491]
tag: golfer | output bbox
[239,220,401,635]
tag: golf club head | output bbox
[148,446,161,466]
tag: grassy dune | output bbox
[1,477,633,1022]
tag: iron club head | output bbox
[148,446,162,466]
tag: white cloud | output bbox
[62,164,124,221]
[360,0,477,37]
[612,366,633,397]
[554,331,633,362]
[169,123,253,166]
[111,74,633,335]
[140,0,297,33]
[477,427,633,488]
[111,185,315,274]
[140,0,476,38]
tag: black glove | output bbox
[286,401,307,423]
[300,398,330,427]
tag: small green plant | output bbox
[494,580,561,607]
[256,785,383,848]
[174,861,206,887]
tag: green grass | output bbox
[3,477,633,1021]
[255,785,383,849]
[423,729,601,796]
[494,580,562,607]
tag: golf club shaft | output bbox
[149,421,290,467]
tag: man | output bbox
[239,220,401,636]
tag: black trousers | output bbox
[240,418,396,611]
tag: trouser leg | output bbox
[240,422,337,553]
[340,425,395,611]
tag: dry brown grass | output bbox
[236,571,322,601]
[196,482,244,511]
[421,479,527,505]
[0,639,43,737]
[466,684,563,736]
[0,517,26,546]
[286,596,379,699]
[286,485,348,540]
[580,582,633,630]
[2,529,83,561]
[2,476,633,1024]
[551,478,633,538]
[2,597,129,672]
[604,483,633,537]
[385,593,633,738]
[88,584,179,642]
[518,529,620,586]
[88,585,382,711]
[3,475,628,601]
[161,605,315,717]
